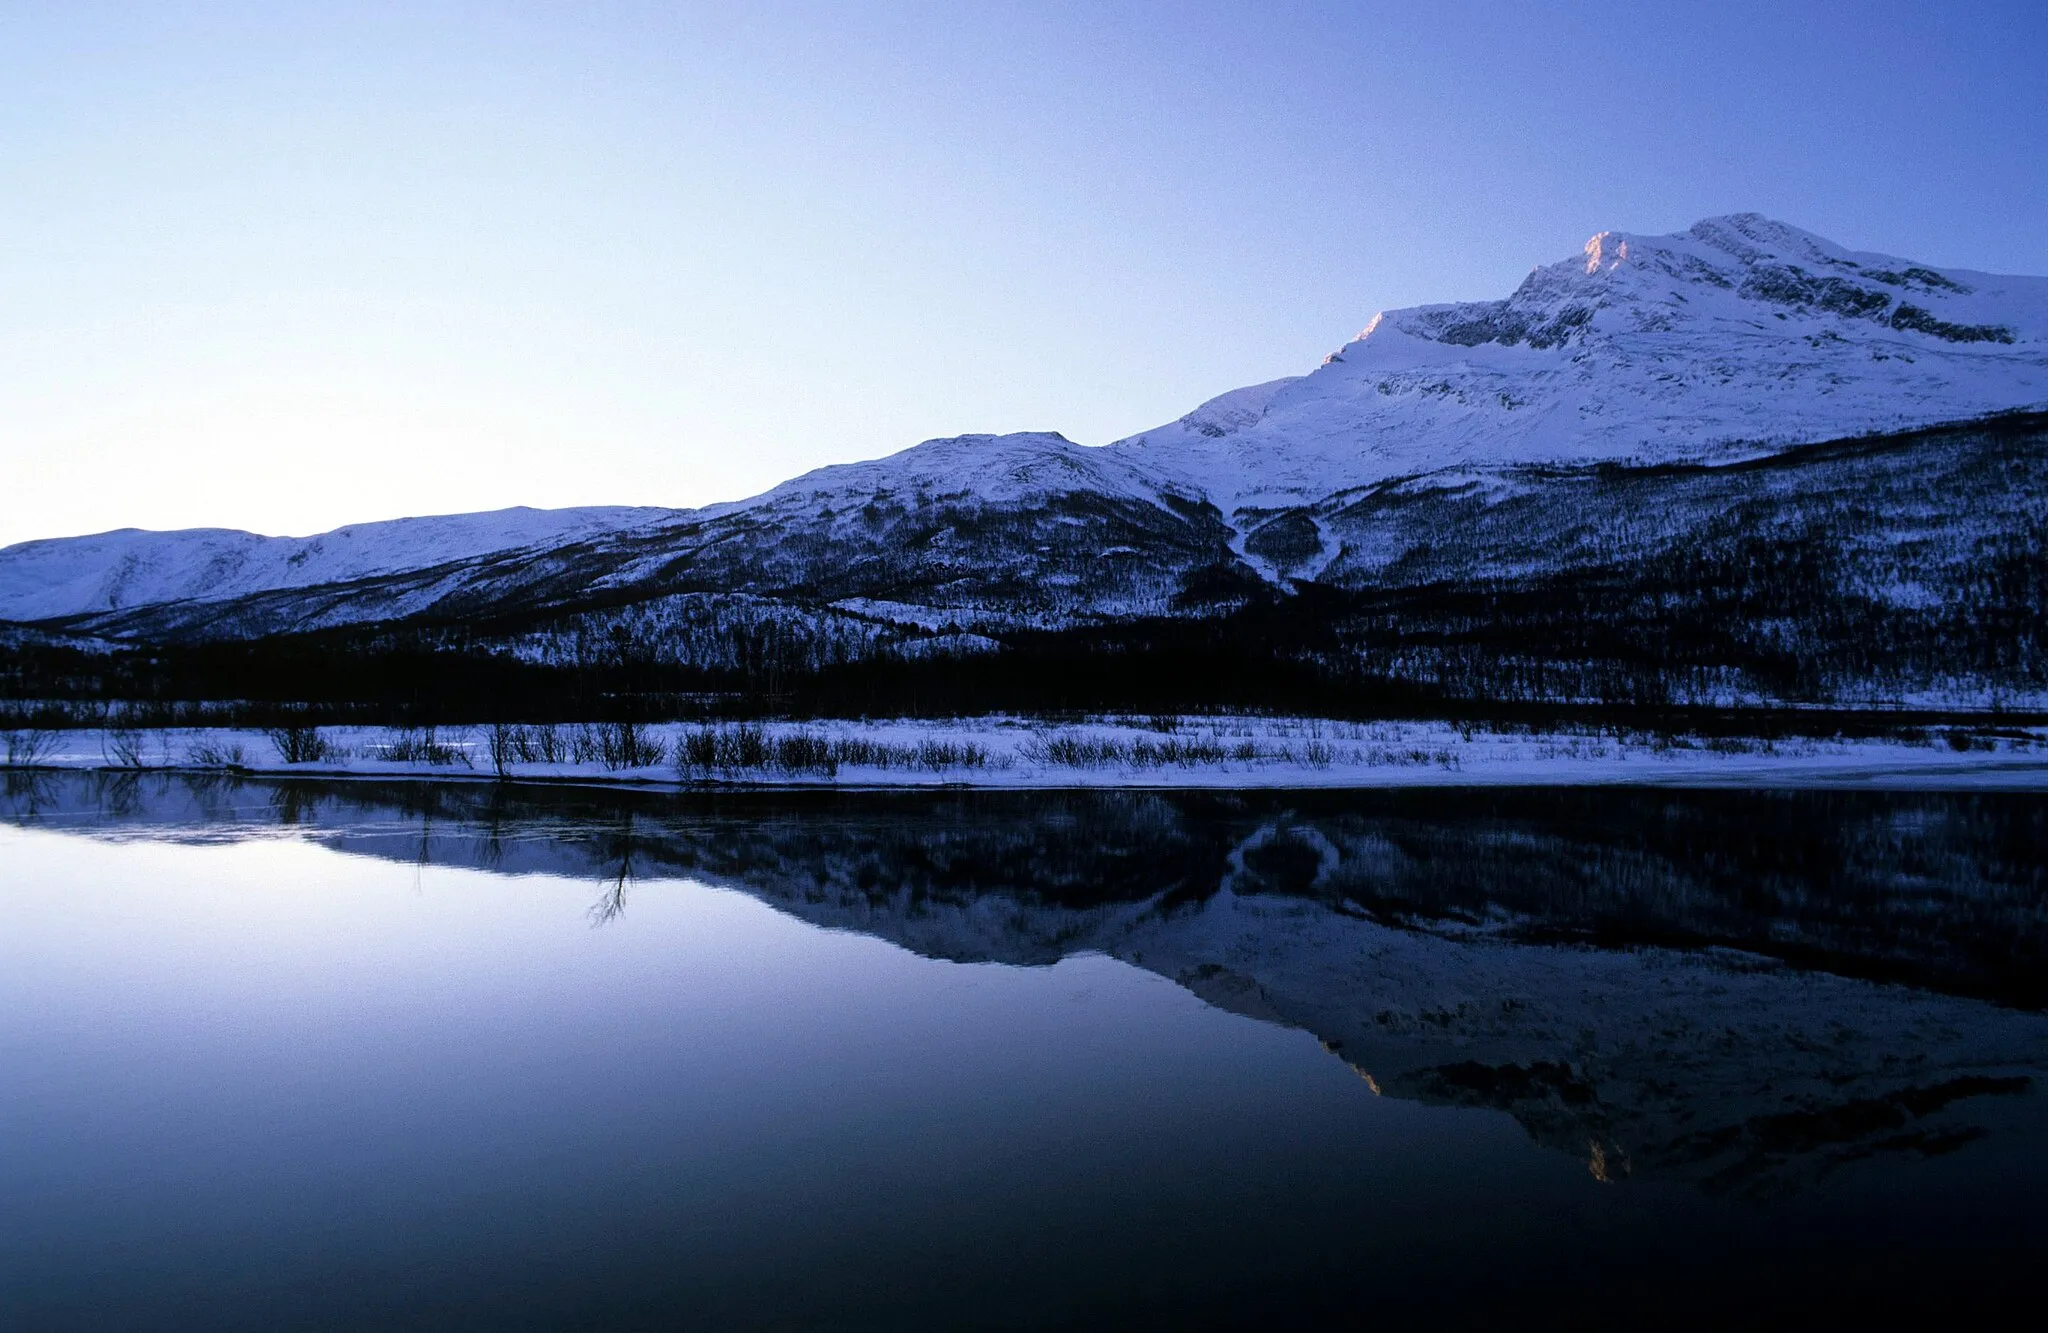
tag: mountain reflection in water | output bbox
[8,770,2045,1203]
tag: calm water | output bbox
[4,774,2047,1330]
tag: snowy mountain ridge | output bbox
[0,506,679,623]
[1112,213,2048,511]
[714,430,1182,517]
[3,213,2045,628]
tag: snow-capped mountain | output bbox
[0,505,678,623]
[1114,214,2048,512]
[2,213,2045,708]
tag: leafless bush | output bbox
[1022,732,1128,767]
[577,720,666,770]
[673,726,993,779]
[773,732,837,777]
[723,725,772,770]
[1029,730,1272,769]
[826,736,900,769]
[488,721,517,777]
[915,739,988,771]
[676,724,768,775]
[102,726,148,768]
[534,723,571,763]
[677,726,719,775]
[3,729,60,767]
[371,726,470,766]
[184,738,249,769]
[815,735,990,772]
[1128,737,1229,767]
[497,722,571,764]
[265,725,336,765]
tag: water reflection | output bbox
[8,770,2045,1201]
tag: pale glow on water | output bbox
[4,789,2048,1328]
[0,829,1514,1326]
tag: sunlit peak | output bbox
[1583,231,1632,274]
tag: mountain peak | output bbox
[1581,229,1632,274]
[10,213,2048,629]
[1112,213,2048,512]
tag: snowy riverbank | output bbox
[7,715,2048,789]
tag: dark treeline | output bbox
[7,410,2045,732]
[4,569,2042,738]
[5,412,2041,733]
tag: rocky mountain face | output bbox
[4,215,2046,708]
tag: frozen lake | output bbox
[4,774,2047,1328]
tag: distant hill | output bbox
[6,215,2045,714]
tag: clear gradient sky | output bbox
[3,1,2044,547]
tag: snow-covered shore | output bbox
[7,715,2047,789]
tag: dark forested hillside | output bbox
[4,415,2043,725]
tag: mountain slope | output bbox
[1113,214,2048,513]
[2,213,2045,712]
[0,506,679,623]
[48,431,1240,643]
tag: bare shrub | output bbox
[102,724,148,768]
[509,723,570,764]
[1128,737,1228,767]
[815,735,990,773]
[622,722,668,769]
[1301,740,1335,769]
[372,726,469,767]
[677,727,720,775]
[265,725,336,765]
[718,725,770,771]
[675,726,994,780]
[828,736,906,770]
[917,739,988,771]
[676,724,766,776]
[488,721,518,778]
[487,721,575,776]
[3,729,60,767]
[1022,732,1126,767]
[578,720,665,770]
[184,738,248,769]
[1365,747,1437,767]
[774,732,838,777]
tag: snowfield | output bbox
[10,715,2046,789]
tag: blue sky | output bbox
[2,1,2043,544]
